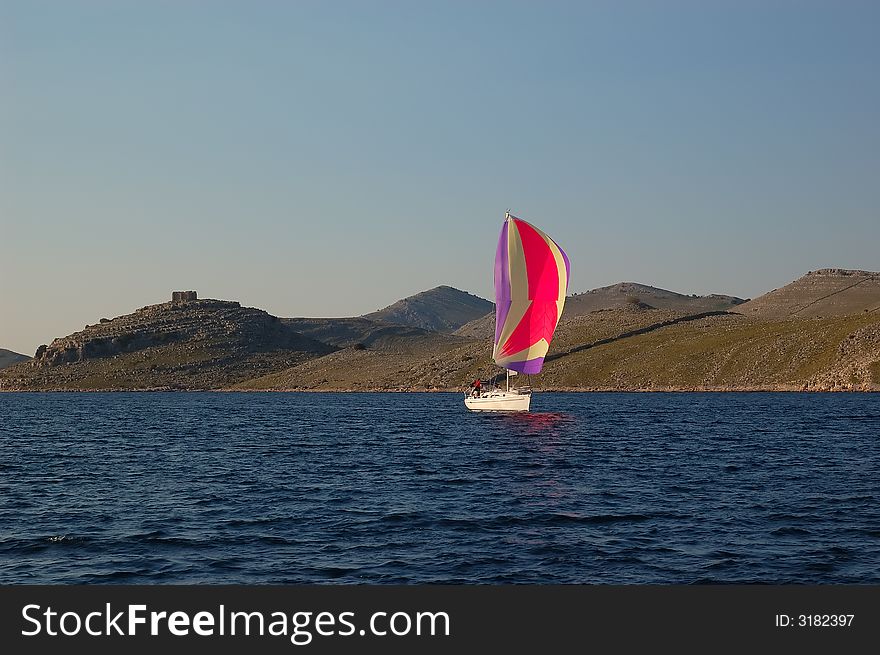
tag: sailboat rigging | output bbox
[465,212,569,412]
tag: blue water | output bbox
[1,392,878,584]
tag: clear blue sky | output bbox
[2,0,878,355]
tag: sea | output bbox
[1,392,878,584]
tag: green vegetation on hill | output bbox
[539,311,880,390]
[236,306,880,392]
[238,307,880,392]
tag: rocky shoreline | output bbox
[3,384,877,393]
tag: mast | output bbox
[503,210,511,394]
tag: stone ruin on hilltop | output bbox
[172,290,198,302]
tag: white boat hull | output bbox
[464,390,531,412]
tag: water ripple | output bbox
[1,391,879,584]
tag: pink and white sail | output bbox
[492,214,569,374]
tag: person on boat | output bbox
[472,379,482,397]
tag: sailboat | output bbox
[465,212,569,412]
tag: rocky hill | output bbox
[4,273,880,392]
[735,269,880,319]
[454,282,745,340]
[537,308,880,391]
[452,312,495,339]
[0,298,335,390]
[240,317,472,390]
[363,285,492,332]
[240,305,880,392]
[0,349,29,370]
[565,282,745,317]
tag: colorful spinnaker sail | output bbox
[492,214,569,374]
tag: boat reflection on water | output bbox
[476,410,575,439]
